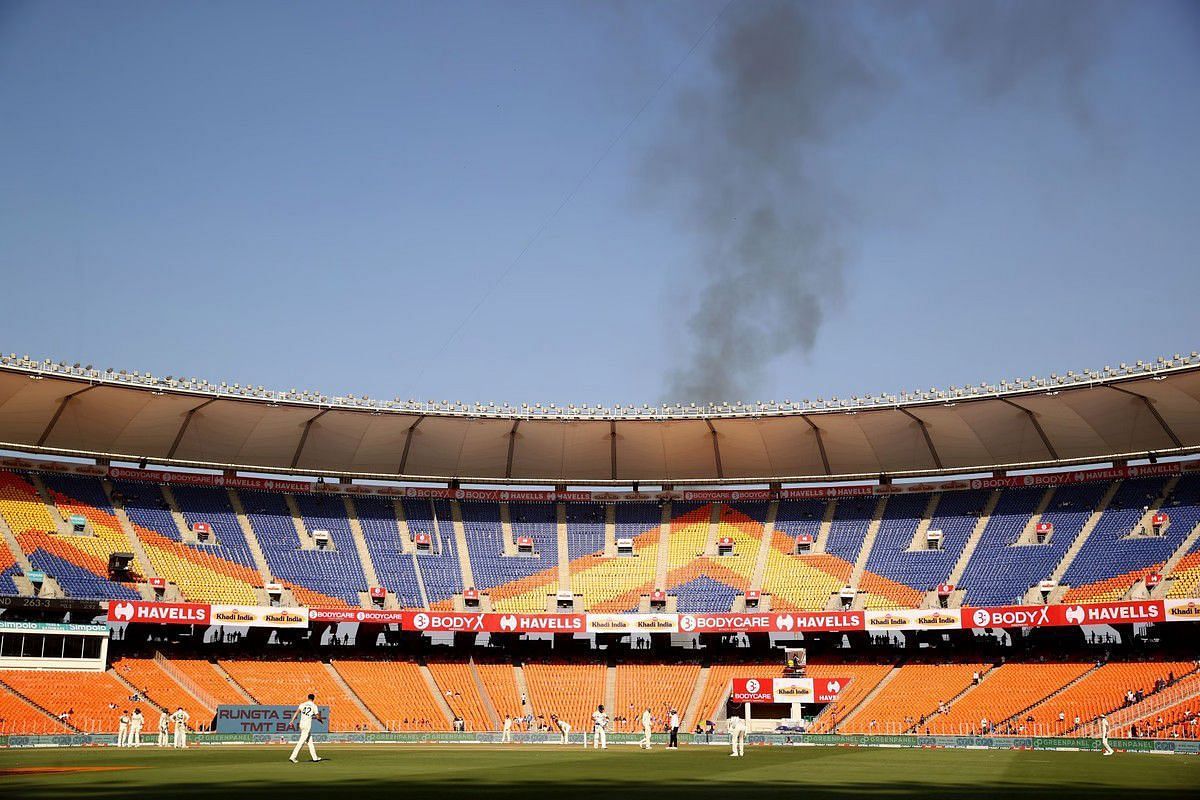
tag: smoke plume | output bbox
[654,0,1115,403]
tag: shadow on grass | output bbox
[8,777,1200,800]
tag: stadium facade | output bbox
[1,354,1199,747]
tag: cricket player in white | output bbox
[289,693,323,763]
[117,711,130,747]
[171,706,190,749]
[1100,713,1113,756]
[640,707,653,750]
[129,708,144,748]
[727,715,747,757]
[591,704,608,750]
[501,715,513,742]
[557,715,571,744]
[157,710,169,747]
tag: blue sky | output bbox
[1,1,1197,407]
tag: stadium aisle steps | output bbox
[322,660,384,729]
[478,660,524,724]
[331,659,448,731]
[220,659,373,731]
[0,669,147,734]
[428,660,493,731]
[807,662,894,734]
[523,662,605,732]
[613,663,700,733]
[840,662,986,734]
[928,661,1093,735]
[0,679,73,735]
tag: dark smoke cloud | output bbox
[653,0,1117,403]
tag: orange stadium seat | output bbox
[1025,660,1194,735]
[111,656,215,730]
[0,669,152,734]
[840,662,986,734]
[0,683,71,734]
[220,659,374,731]
[806,661,894,733]
[428,659,493,731]
[476,660,524,723]
[332,659,446,731]
[163,658,254,706]
[613,662,700,732]
[522,661,605,731]
[926,661,1093,736]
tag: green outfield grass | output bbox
[2,744,1198,800]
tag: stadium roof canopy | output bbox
[1,356,1199,486]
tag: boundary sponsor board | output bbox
[210,605,308,629]
[107,601,210,626]
[98,599,1197,633]
[731,677,848,704]
[214,705,330,735]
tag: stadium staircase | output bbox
[153,652,219,712]
[412,551,431,609]
[605,665,617,715]
[908,493,942,551]
[993,662,1103,731]
[468,658,502,729]
[419,664,456,727]
[748,500,778,591]
[323,661,385,729]
[1160,520,1200,596]
[1110,667,1200,735]
[28,474,73,536]
[498,503,517,557]
[681,666,710,731]
[0,512,32,574]
[391,498,415,554]
[512,663,534,718]
[342,496,382,598]
[813,499,837,553]
[449,501,476,591]
[1016,487,1057,545]
[603,504,616,557]
[210,661,257,703]
[703,503,722,555]
[100,481,169,601]
[107,667,167,716]
[556,503,570,593]
[831,665,900,733]
[654,502,672,589]
[225,489,276,587]
[159,485,195,540]
[1037,480,1122,602]
[941,489,1002,602]
[842,496,888,608]
[0,677,81,733]
[906,664,994,733]
[284,494,317,550]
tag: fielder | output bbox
[501,715,513,743]
[289,693,324,763]
[556,715,571,744]
[1100,713,1113,756]
[640,706,653,750]
[117,711,130,747]
[591,704,608,750]
[129,708,144,748]
[727,715,747,757]
[171,706,190,749]
[157,709,170,747]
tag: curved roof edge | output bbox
[1,356,1198,485]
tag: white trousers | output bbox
[1102,735,1113,755]
[641,725,652,748]
[731,730,746,756]
[592,726,606,748]
[117,726,128,747]
[560,724,570,743]
[501,728,512,742]
[130,726,142,747]
[173,726,187,748]
[158,728,168,747]
[291,728,319,761]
